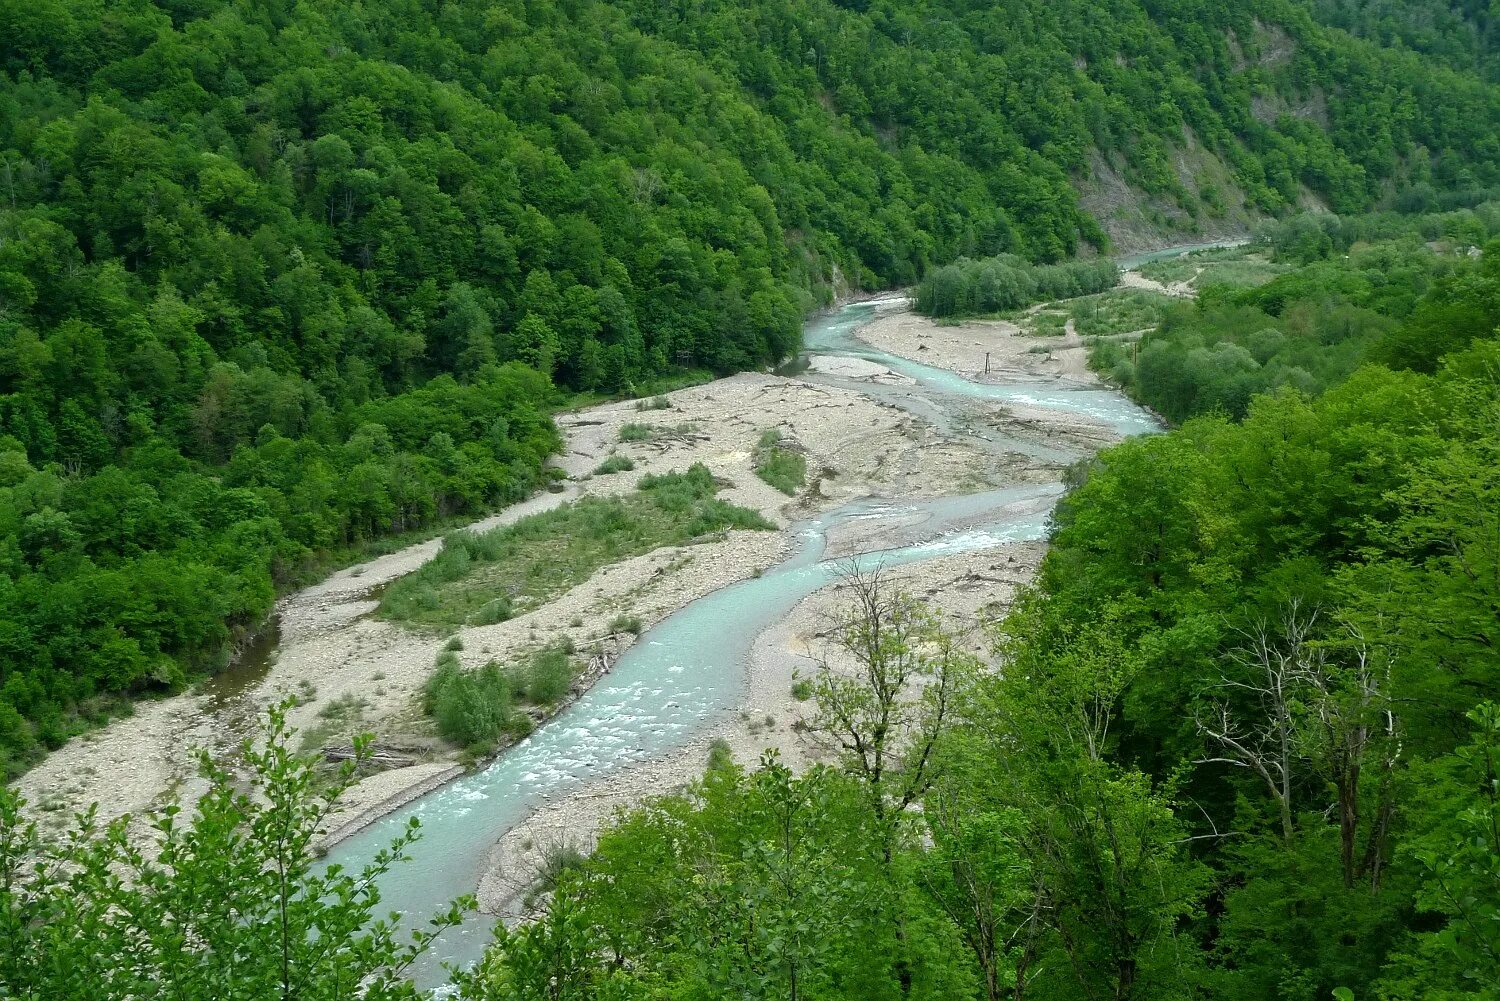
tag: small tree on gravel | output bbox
[809,564,972,852]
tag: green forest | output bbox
[3,0,1500,773]
[4,0,1500,996]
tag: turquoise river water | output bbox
[325,297,1160,989]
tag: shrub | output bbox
[790,679,814,701]
[425,657,514,749]
[516,646,574,705]
[609,614,643,635]
[618,423,654,442]
[471,596,513,625]
[594,454,635,475]
[706,738,735,772]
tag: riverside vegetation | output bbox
[6,213,1497,998]
[5,0,1500,776]
[378,464,771,631]
[4,0,1500,998]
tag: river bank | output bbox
[465,302,1132,919]
[15,294,1149,984]
[12,349,1006,846]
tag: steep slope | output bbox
[0,0,1497,774]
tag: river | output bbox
[322,297,1159,988]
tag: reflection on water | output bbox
[200,620,281,711]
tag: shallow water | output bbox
[323,300,1159,988]
[1115,237,1249,270]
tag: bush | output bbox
[618,423,654,442]
[425,657,515,749]
[706,738,735,772]
[594,454,636,475]
[790,679,814,701]
[610,614,643,635]
[471,596,513,625]
[515,646,575,705]
[634,396,672,411]
[755,444,807,495]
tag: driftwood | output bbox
[322,745,417,769]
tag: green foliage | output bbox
[1378,703,1500,999]
[5,0,1499,773]
[617,424,655,443]
[1138,246,1288,289]
[1027,322,1500,996]
[1067,289,1171,338]
[917,256,1120,317]
[1095,231,1499,421]
[0,705,466,998]
[0,361,558,777]
[425,653,519,750]
[514,646,575,706]
[592,454,635,475]
[381,464,771,629]
[608,614,643,635]
[754,430,807,495]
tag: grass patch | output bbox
[791,679,814,701]
[593,454,635,475]
[635,395,672,411]
[753,429,807,495]
[1025,311,1069,336]
[380,464,773,630]
[317,694,370,720]
[1139,246,1285,288]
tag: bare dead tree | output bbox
[1298,620,1402,891]
[1197,602,1402,885]
[1195,600,1316,844]
[629,166,663,205]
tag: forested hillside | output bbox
[1306,0,1498,81]
[2,0,1498,774]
